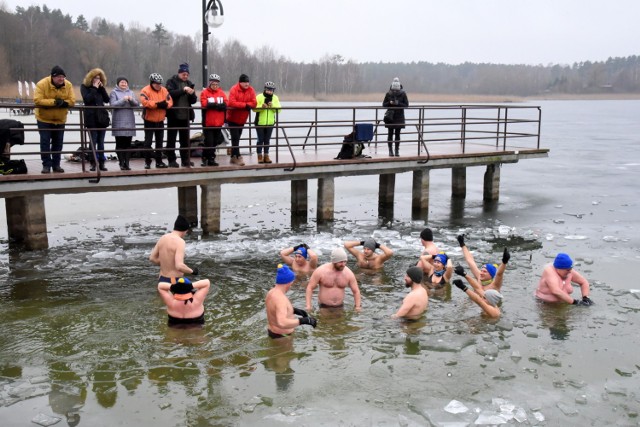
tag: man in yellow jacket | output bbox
[34,65,76,173]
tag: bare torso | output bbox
[266,288,295,335]
[150,232,186,278]
[317,264,353,306]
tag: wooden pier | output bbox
[0,104,547,249]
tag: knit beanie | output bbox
[178,63,190,73]
[485,263,498,278]
[484,289,503,307]
[391,77,401,90]
[116,76,128,85]
[276,264,295,284]
[406,266,424,284]
[239,74,250,83]
[553,253,573,269]
[363,239,377,251]
[170,277,194,301]
[420,228,433,241]
[173,215,190,232]
[51,65,66,77]
[294,247,308,259]
[330,248,348,263]
[434,254,448,265]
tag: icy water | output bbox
[1,100,639,426]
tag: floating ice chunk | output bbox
[552,219,565,224]
[31,413,61,426]
[564,235,588,240]
[556,402,578,416]
[474,411,508,424]
[497,225,512,236]
[532,411,545,422]
[545,234,554,241]
[514,407,527,422]
[602,236,619,242]
[444,399,469,414]
[592,201,600,205]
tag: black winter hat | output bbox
[116,76,129,85]
[239,74,250,83]
[51,65,66,77]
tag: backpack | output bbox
[0,159,27,175]
[335,132,366,160]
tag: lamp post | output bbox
[202,0,224,88]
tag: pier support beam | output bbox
[378,173,396,219]
[178,186,198,227]
[291,180,308,221]
[200,183,221,234]
[452,167,466,199]
[317,177,335,223]
[483,163,501,201]
[412,169,430,220]
[5,195,48,250]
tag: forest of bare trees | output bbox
[1,5,639,96]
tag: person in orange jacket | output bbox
[200,73,228,167]
[139,73,173,169]
[226,74,256,166]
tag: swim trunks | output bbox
[158,275,179,284]
[319,303,344,309]
[167,312,205,326]
[268,329,292,339]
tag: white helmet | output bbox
[264,81,276,90]
[209,73,221,82]
[149,73,163,84]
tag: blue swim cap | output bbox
[434,254,448,265]
[553,253,573,269]
[485,263,497,278]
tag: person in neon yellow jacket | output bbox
[253,81,281,164]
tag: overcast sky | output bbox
[2,0,638,65]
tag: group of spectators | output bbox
[33,64,281,173]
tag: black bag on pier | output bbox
[335,132,365,160]
[0,159,28,175]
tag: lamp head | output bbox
[205,0,224,28]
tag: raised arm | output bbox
[377,243,394,263]
[443,259,454,283]
[279,246,295,265]
[571,270,591,299]
[307,249,319,269]
[457,234,482,280]
[344,240,364,260]
[192,279,211,304]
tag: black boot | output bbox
[99,161,108,171]
[394,142,400,157]
[388,142,394,157]
[90,162,96,172]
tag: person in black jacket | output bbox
[81,68,111,171]
[166,63,197,167]
[382,77,409,157]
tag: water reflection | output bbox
[260,337,296,392]
[537,300,572,340]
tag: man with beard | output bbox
[392,266,428,320]
[305,248,361,311]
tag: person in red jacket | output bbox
[226,74,257,166]
[200,73,228,167]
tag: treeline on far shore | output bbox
[1,5,640,98]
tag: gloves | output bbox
[453,279,468,292]
[245,103,252,111]
[375,242,381,249]
[54,98,68,107]
[302,243,309,249]
[299,316,317,328]
[191,267,199,276]
[454,265,466,276]
[502,247,511,264]
[360,241,365,246]
[206,102,218,109]
[216,102,227,111]
[156,100,168,109]
[293,244,303,251]
[457,234,466,247]
[581,296,594,306]
[293,307,309,318]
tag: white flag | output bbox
[24,81,30,97]
[18,81,22,97]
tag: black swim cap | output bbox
[174,215,190,231]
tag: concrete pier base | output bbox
[5,195,48,250]
[317,177,335,223]
[412,169,430,220]
[378,173,395,219]
[483,163,501,201]
[178,186,198,227]
[291,180,308,219]
[452,167,467,199]
[200,183,221,234]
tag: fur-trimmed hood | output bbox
[82,68,107,87]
